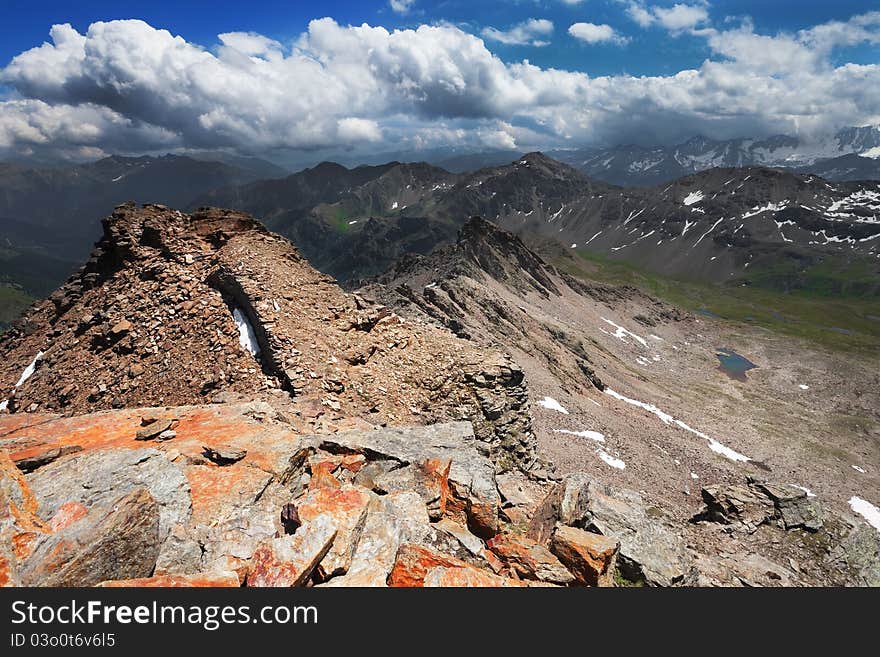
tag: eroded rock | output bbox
[20,488,160,587]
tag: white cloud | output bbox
[568,22,629,45]
[389,0,415,14]
[481,19,554,47]
[653,4,709,31]
[1,15,880,161]
[625,2,709,32]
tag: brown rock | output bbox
[423,565,521,587]
[551,525,619,587]
[110,319,132,336]
[294,485,371,577]
[135,418,175,441]
[247,514,337,587]
[20,488,160,587]
[388,544,475,587]
[487,533,575,585]
[202,445,247,465]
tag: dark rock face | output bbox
[695,478,823,533]
[20,488,160,587]
[359,217,615,402]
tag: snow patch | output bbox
[604,388,750,462]
[233,308,261,357]
[0,351,45,411]
[683,190,704,206]
[849,497,880,532]
[15,351,44,388]
[601,318,648,347]
[799,384,809,390]
[791,485,816,498]
[538,396,569,414]
[553,429,605,443]
[852,465,867,474]
[597,450,626,469]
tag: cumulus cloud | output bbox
[625,2,709,32]
[389,0,415,15]
[481,19,554,47]
[1,15,879,161]
[568,23,629,45]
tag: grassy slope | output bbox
[559,250,880,353]
[0,284,34,331]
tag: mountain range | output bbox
[549,125,880,187]
[2,129,880,330]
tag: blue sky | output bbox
[3,0,877,75]
[1,1,879,162]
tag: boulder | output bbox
[247,515,337,587]
[696,480,823,533]
[20,488,160,587]
[697,484,774,532]
[318,422,500,537]
[752,482,823,531]
[294,485,372,578]
[532,474,694,587]
[322,491,430,587]
[487,533,574,585]
[550,525,619,587]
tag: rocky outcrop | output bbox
[695,479,823,533]
[0,204,536,473]
[529,474,696,586]
[0,403,550,587]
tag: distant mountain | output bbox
[0,154,278,312]
[179,151,289,180]
[192,152,880,292]
[200,152,611,282]
[794,154,880,182]
[550,126,880,186]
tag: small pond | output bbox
[715,347,757,382]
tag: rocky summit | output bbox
[0,203,534,472]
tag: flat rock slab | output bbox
[26,448,190,541]
[20,488,160,587]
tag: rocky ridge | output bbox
[0,204,535,473]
